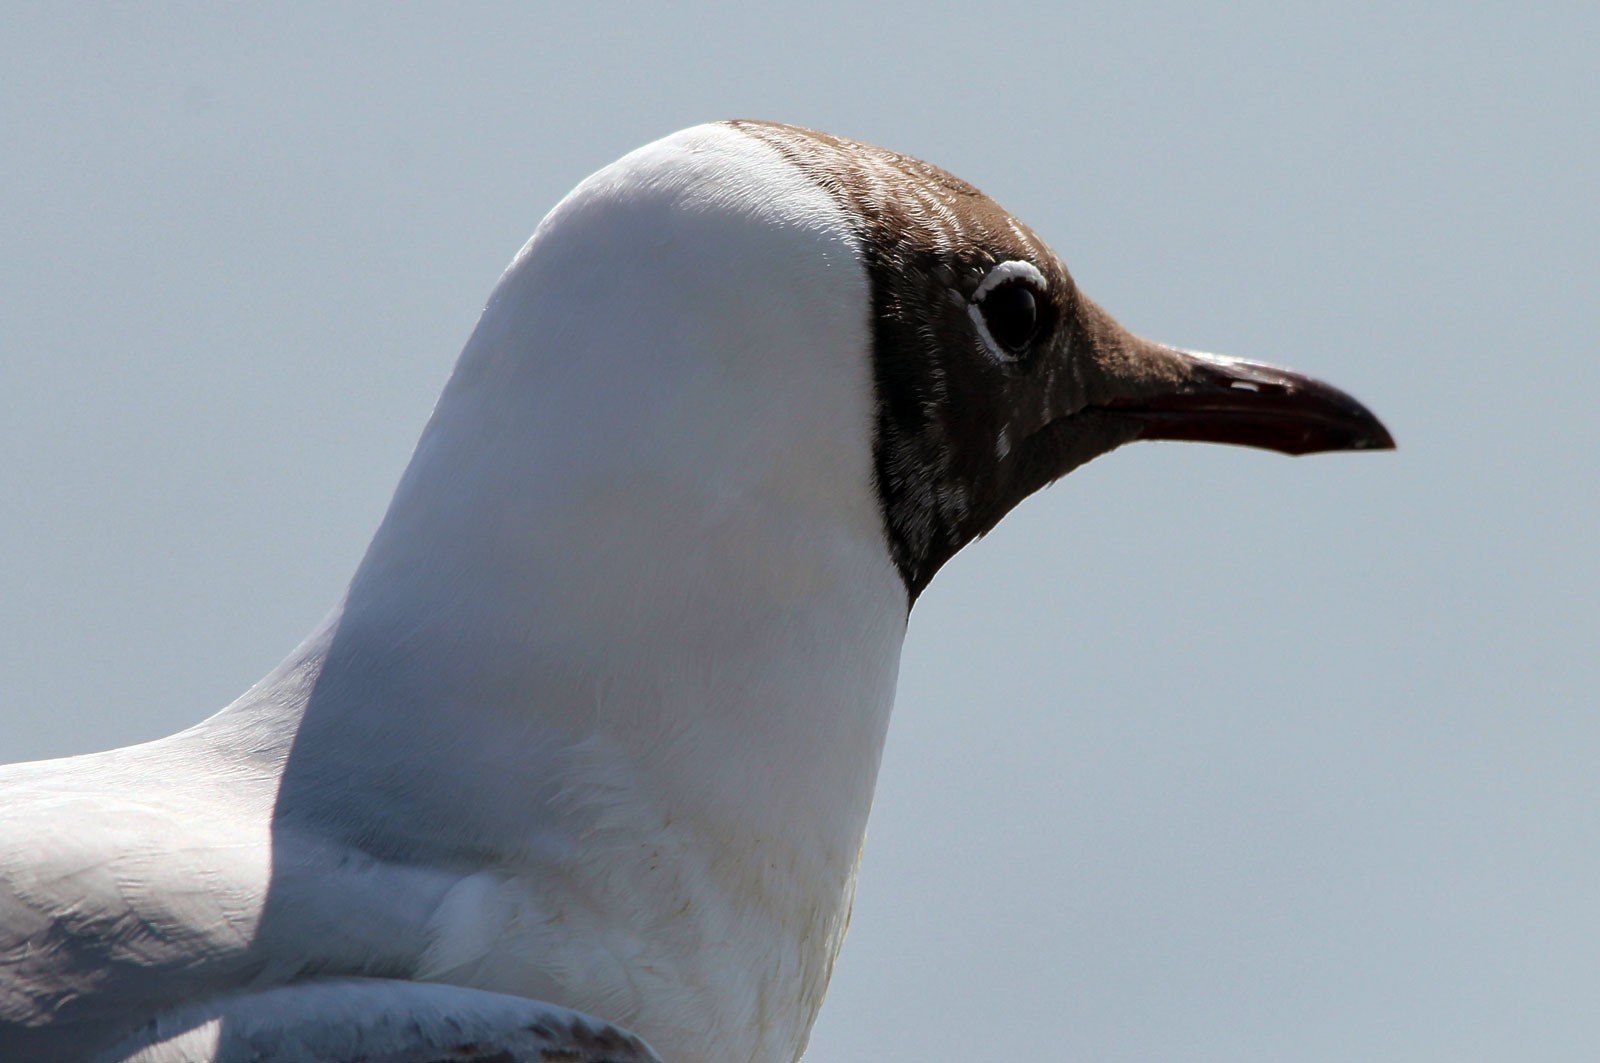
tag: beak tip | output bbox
[1364,426,1397,452]
[1327,413,1396,455]
[1283,416,1394,457]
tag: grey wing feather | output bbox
[102,978,662,1063]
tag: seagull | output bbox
[0,121,1392,1062]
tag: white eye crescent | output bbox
[973,259,1048,301]
[969,260,1049,360]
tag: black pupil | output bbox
[981,282,1038,353]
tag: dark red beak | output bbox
[1072,296,1394,457]
[1099,347,1395,456]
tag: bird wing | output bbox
[102,977,661,1062]
[0,744,463,1056]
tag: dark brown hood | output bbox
[728,120,1393,601]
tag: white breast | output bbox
[196,123,910,1062]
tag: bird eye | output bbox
[978,282,1039,354]
[969,260,1050,361]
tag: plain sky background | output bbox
[2,4,1596,1060]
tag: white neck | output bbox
[201,125,908,1060]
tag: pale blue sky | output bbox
[3,4,1596,1059]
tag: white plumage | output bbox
[0,120,1391,1061]
[2,124,899,1062]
